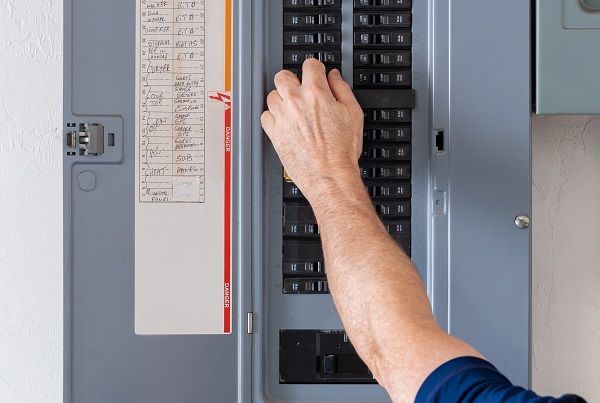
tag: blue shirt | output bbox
[416,357,586,403]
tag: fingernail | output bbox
[331,69,341,77]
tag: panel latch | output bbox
[66,123,105,156]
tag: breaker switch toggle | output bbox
[355,70,410,87]
[284,50,341,65]
[354,0,412,8]
[355,13,411,28]
[285,0,339,6]
[354,32,412,47]
[285,13,340,27]
[285,32,340,46]
[365,108,411,123]
[364,127,411,141]
[355,50,411,66]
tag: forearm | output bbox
[307,170,480,401]
[308,170,434,341]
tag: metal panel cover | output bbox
[64,0,246,401]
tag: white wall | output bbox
[0,0,63,402]
[532,115,600,401]
[0,1,599,402]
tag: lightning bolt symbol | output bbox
[209,92,231,103]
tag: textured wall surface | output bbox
[0,1,599,402]
[0,0,63,402]
[532,115,600,402]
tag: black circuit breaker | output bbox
[280,330,376,384]
[282,0,414,295]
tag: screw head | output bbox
[514,214,530,229]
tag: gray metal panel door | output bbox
[63,0,249,401]
[440,0,531,387]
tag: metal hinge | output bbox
[66,123,105,156]
[247,312,254,334]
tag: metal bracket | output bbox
[66,123,105,156]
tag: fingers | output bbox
[274,69,300,96]
[260,110,275,135]
[301,58,331,93]
[266,90,283,114]
[327,69,361,112]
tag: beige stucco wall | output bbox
[532,115,600,401]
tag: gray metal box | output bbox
[64,1,531,402]
[537,0,600,114]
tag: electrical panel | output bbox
[536,0,600,114]
[64,1,531,402]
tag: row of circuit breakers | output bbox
[279,0,414,384]
[282,0,414,295]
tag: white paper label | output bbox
[135,0,232,335]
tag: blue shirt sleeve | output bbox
[415,356,586,403]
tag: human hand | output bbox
[261,59,364,202]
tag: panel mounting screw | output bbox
[514,215,530,229]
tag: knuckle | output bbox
[304,83,327,96]
[304,92,322,105]
[351,102,364,115]
[274,70,290,83]
[267,92,282,109]
[340,80,352,89]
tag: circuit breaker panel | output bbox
[65,1,531,402]
[278,1,414,387]
[281,0,413,297]
[255,0,531,400]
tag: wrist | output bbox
[301,166,373,220]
